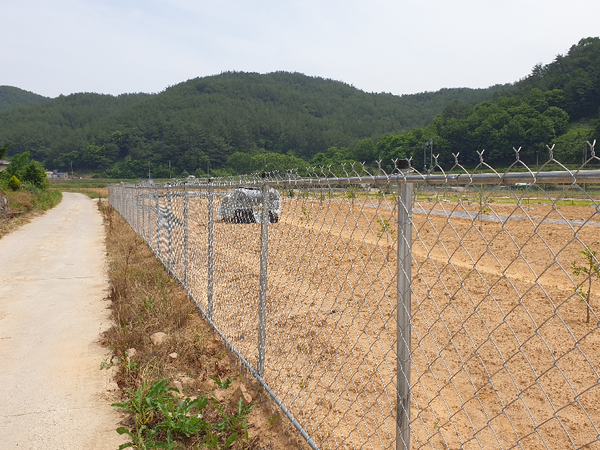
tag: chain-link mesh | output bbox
[109,142,600,450]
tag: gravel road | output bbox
[0,193,124,449]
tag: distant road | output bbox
[0,193,124,449]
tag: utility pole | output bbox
[169,161,171,179]
[423,139,433,173]
[148,162,151,180]
[70,160,73,179]
[429,138,433,171]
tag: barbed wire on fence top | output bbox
[108,147,600,450]
[115,141,600,190]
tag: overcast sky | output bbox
[3,0,599,98]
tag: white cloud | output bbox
[1,0,599,97]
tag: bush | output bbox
[8,176,21,191]
[23,160,49,190]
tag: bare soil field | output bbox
[103,199,300,449]
[138,187,600,450]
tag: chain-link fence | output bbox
[109,143,600,449]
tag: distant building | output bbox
[0,159,10,173]
[46,170,69,180]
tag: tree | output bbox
[23,160,49,189]
[353,139,377,164]
[8,175,20,191]
[5,152,31,179]
[0,142,8,160]
[2,151,49,190]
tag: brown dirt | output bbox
[102,200,295,449]
[137,187,600,450]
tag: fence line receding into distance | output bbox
[109,144,600,450]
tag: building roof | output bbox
[0,160,11,165]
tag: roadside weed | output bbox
[210,375,235,390]
[155,396,210,438]
[212,397,253,448]
[112,380,176,427]
[572,246,600,323]
[113,379,253,449]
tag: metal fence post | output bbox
[135,187,139,234]
[183,184,189,287]
[167,185,173,269]
[127,188,131,226]
[207,183,215,319]
[156,187,161,258]
[397,181,413,450]
[148,188,152,248]
[141,187,146,241]
[257,182,270,378]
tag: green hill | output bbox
[0,86,49,111]
[0,73,510,177]
[386,37,600,170]
[1,37,598,177]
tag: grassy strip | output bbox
[61,187,109,199]
[0,186,62,239]
[32,188,63,210]
[99,201,286,449]
[51,178,139,189]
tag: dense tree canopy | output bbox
[0,72,511,177]
[375,38,600,169]
[0,86,49,111]
[517,37,600,120]
[0,38,599,178]
[0,148,48,190]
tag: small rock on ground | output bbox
[229,384,253,408]
[150,332,167,345]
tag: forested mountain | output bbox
[515,37,600,121]
[0,37,598,178]
[0,73,510,177]
[0,86,49,111]
[376,37,600,171]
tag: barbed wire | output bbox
[110,145,600,449]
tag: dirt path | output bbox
[0,193,124,449]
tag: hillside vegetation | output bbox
[0,74,511,177]
[0,37,599,177]
[0,86,49,112]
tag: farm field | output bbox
[135,186,600,450]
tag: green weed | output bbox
[376,218,396,240]
[155,396,210,438]
[212,397,253,448]
[571,246,600,323]
[300,205,312,223]
[211,375,235,390]
[100,355,116,370]
[112,380,176,427]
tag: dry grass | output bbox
[0,188,62,239]
[99,201,294,449]
[60,186,109,199]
